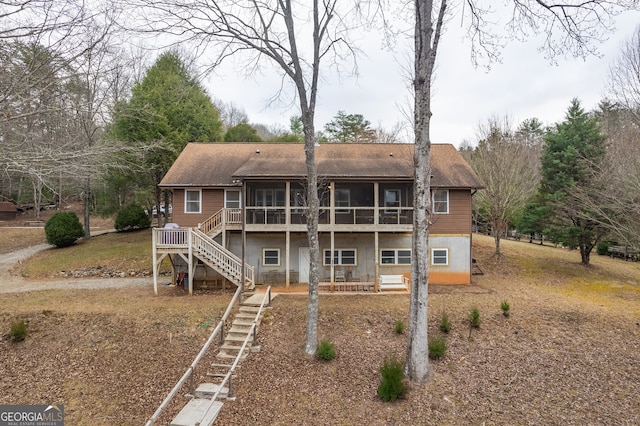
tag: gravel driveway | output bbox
[0,244,152,293]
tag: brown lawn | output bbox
[1,234,639,425]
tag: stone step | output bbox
[194,383,230,399]
[210,363,234,370]
[239,305,261,313]
[235,313,259,322]
[224,334,251,343]
[229,326,254,335]
[205,372,235,380]
[171,398,223,426]
[220,343,249,352]
[217,351,247,361]
[233,317,255,326]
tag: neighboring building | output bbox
[0,201,18,221]
[152,142,483,294]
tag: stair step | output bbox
[217,351,247,361]
[229,326,254,334]
[239,307,261,315]
[205,372,235,379]
[235,313,259,321]
[210,363,234,369]
[221,344,249,352]
[194,383,230,399]
[233,318,254,326]
[171,398,223,426]
[225,335,251,343]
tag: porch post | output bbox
[152,228,158,296]
[374,231,379,292]
[188,229,193,295]
[330,230,335,292]
[285,181,290,288]
[241,180,246,298]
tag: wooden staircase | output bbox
[192,229,255,291]
[169,294,272,426]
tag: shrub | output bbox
[428,336,447,359]
[45,212,84,247]
[501,300,511,317]
[115,204,151,232]
[469,307,481,328]
[439,311,451,333]
[596,240,613,256]
[9,319,27,342]
[315,339,336,361]
[394,320,405,334]
[378,355,407,402]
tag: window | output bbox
[381,249,411,265]
[185,189,201,213]
[256,188,285,206]
[384,189,401,213]
[263,249,280,266]
[431,248,449,265]
[433,189,449,214]
[323,249,357,266]
[225,190,241,208]
[335,188,350,213]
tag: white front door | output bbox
[299,247,310,284]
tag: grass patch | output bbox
[9,319,28,342]
[0,228,46,254]
[316,339,337,361]
[428,336,447,359]
[378,355,407,402]
[20,229,161,278]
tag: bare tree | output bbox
[130,0,371,354]
[609,25,640,122]
[468,116,541,256]
[407,0,638,385]
[584,102,640,248]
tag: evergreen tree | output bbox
[324,111,374,142]
[539,99,607,265]
[224,122,262,142]
[110,51,223,218]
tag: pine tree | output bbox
[539,99,607,265]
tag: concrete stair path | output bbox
[170,292,275,426]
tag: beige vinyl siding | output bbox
[430,190,472,234]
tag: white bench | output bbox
[378,274,409,291]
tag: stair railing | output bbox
[198,209,224,235]
[192,228,254,288]
[207,287,272,404]
[144,285,242,426]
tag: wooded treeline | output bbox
[463,91,640,264]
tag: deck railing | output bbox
[244,206,413,225]
[154,227,189,248]
[153,227,254,288]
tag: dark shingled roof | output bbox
[159,142,484,189]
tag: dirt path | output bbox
[0,244,151,293]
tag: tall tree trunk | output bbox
[406,0,446,385]
[84,176,91,238]
[580,241,591,265]
[302,112,320,355]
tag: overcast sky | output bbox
[204,10,639,147]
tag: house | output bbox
[152,142,483,295]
